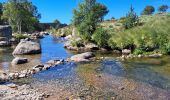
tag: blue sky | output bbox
[0,0,170,24]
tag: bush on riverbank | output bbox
[49,26,73,37]
[13,33,29,41]
[108,13,170,54]
[92,26,110,48]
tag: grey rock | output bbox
[12,40,41,55]
[11,57,28,65]
[0,25,12,40]
[70,52,95,62]
[122,49,131,55]
[85,43,99,50]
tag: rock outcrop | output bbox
[0,25,12,47]
[0,25,12,40]
[12,40,41,55]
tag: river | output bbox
[0,35,170,99]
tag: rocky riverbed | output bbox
[0,83,49,100]
[1,35,170,99]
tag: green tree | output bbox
[72,0,108,41]
[158,5,169,13]
[122,6,139,29]
[2,0,40,33]
[142,5,155,15]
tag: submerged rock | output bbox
[12,40,41,55]
[11,57,28,65]
[70,52,95,62]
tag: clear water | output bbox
[1,35,170,99]
[0,35,73,73]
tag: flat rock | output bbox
[70,52,95,62]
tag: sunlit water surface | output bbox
[1,35,170,99]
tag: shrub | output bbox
[70,39,84,47]
[108,14,170,54]
[109,25,113,28]
[133,48,144,55]
[92,26,110,47]
[14,33,29,41]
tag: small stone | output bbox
[19,73,26,78]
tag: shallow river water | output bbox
[1,35,170,99]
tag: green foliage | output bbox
[2,0,40,33]
[14,33,29,41]
[70,39,84,47]
[92,26,110,47]
[108,14,170,54]
[133,48,144,55]
[122,6,139,29]
[72,0,108,41]
[142,5,155,15]
[109,25,113,28]
[158,5,169,13]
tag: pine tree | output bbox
[123,5,139,29]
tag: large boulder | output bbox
[0,25,12,40]
[12,40,41,55]
[70,52,95,62]
[11,57,28,65]
[0,26,12,47]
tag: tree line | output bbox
[0,0,41,33]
